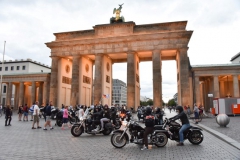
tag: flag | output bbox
[102,94,110,98]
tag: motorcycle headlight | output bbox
[121,121,128,127]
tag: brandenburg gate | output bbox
[46,21,193,110]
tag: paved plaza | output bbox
[0,110,240,160]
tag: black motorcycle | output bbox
[111,119,164,148]
[137,108,146,122]
[153,118,204,147]
[71,108,113,137]
[68,108,80,124]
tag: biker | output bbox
[92,106,103,131]
[169,106,190,146]
[141,107,155,151]
[78,105,84,120]
[155,107,163,125]
[99,104,111,131]
[110,105,117,126]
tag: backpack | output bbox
[45,106,52,116]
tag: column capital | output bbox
[178,47,189,53]
[127,50,137,54]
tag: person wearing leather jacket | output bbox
[92,106,103,131]
[99,104,110,131]
[110,106,117,126]
[169,106,190,146]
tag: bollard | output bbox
[216,114,230,127]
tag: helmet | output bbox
[176,106,183,113]
[146,107,152,115]
[104,104,108,109]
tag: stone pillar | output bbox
[18,82,24,106]
[49,57,59,107]
[194,76,200,106]
[127,52,136,109]
[6,82,13,106]
[152,50,162,108]
[43,81,47,104]
[220,81,225,97]
[94,54,103,105]
[213,76,220,98]
[38,82,43,105]
[178,48,191,106]
[233,75,239,97]
[71,56,80,106]
[31,81,36,104]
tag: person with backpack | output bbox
[43,103,53,130]
[141,107,155,151]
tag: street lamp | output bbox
[0,41,6,104]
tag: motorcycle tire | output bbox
[154,132,168,147]
[56,119,62,127]
[111,132,127,148]
[188,130,204,145]
[71,126,83,137]
[102,128,112,135]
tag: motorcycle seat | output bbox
[154,125,163,130]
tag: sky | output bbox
[0,0,240,102]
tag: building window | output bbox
[22,66,26,70]
[17,66,20,70]
[11,66,14,71]
[3,85,6,93]
[5,67,8,71]
[0,67,1,71]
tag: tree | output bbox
[168,99,176,106]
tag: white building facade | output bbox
[112,79,127,107]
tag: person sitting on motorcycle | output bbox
[78,105,84,120]
[155,107,163,125]
[92,106,103,131]
[141,107,155,151]
[110,105,117,127]
[169,106,190,146]
[99,104,111,131]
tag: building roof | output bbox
[230,52,240,61]
[0,58,51,69]
[192,63,240,68]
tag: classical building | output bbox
[112,79,127,106]
[45,21,193,110]
[0,59,51,108]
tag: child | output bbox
[61,106,72,130]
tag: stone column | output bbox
[94,54,103,105]
[49,57,59,107]
[127,52,136,109]
[178,48,191,106]
[233,75,239,97]
[152,50,162,108]
[31,81,36,104]
[213,76,220,98]
[6,82,13,106]
[43,81,47,104]
[18,82,24,106]
[220,81,225,97]
[38,82,43,105]
[194,76,200,106]
[71,56,80,106]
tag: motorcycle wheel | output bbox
[154,132,168,147]
[188,130,203,145]
[71,126,83,137]
[56,119,62,127]
[111,132,127,148]
[102,128,112,135]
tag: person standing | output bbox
[23,104,29,121]
[32,101,41,129]
[193,103,199,124]
[141,107,155,150]
[0,104,3,117]
[43,104,53,130]
[18,105,23,121]
[61,106,72,130]
[5,105,12,126]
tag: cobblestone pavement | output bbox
[0,110,239,160]
[193,115,240,143]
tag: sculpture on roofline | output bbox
[110,3,125,24]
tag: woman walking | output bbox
[61,106,72,130]
[18,105,23,121]
[5,105,12,126]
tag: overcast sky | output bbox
[0,0,240,102]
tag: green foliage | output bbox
[168,99,176,106]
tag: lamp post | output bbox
[0,41,6,104]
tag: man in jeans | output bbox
[32,101,41,129]
[169,106,190,146]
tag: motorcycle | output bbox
[68,108,80,124]
[110,119,164,148]
[153,118,204,147]
[71,108,113,137]
[137,108,146,122]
